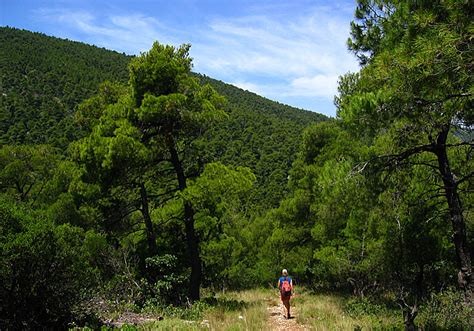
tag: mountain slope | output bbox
[0,26,326,208]
[0,27,131,147]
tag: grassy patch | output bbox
[74,288,409,330]
[293,289,402,330]
[199,289,270,331]
[126,289,270,331]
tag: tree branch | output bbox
[398,160,439,171]
[445,142,474,148]
[351,143,436,175]
[414,92,472,106]
[156,215,182,227]
[147,187,180,199]
[456,170,474,187]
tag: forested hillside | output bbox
[1,1,473,329]
[0,27,326,328]
[0,27,130,147]
[0,27,324,208]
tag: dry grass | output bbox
[134,288,402,330]
[137,289,271,331]
[202,289,271,331]
[293,289,401,330]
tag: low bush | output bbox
[0,200,99,329]
[417,289,473,330]
[344,296,388,317]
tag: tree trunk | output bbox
[168,137,202,301]
[403,303,418,331]
[139,182,157,256]
[415,264,424,301]
[183,201,202,301]
[434,127,473,300]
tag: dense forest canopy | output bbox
[0,27,325,210]
[0,0,473,328]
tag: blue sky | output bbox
[1,0,360,117]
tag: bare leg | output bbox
[282,299,290,318]
[287,301,291,318]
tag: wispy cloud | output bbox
[193,9,358,103]
[290,74,340,98]
[35,8,174,54]
[34,3,359,116]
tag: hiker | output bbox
[277,269,293,319]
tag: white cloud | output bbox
[190,8,359,114]
[34,3,359,116]
[290,74,339,98]
[194,11,357,75]
[35,8,173,54]
[231,81,265,95]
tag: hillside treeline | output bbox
[0,1,473,329]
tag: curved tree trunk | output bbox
[435,127,473,300]
[168,138,202,301]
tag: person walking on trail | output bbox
[277,269,293,319]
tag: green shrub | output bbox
[417,289,473,330]
[0,199,98,329]
[142,254,188,305]
[344,296,388,316]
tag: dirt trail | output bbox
[266,298,309,331]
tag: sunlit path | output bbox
[267,299,308,331]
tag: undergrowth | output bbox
[71,287,473,330]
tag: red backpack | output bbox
[280,277,292,297]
